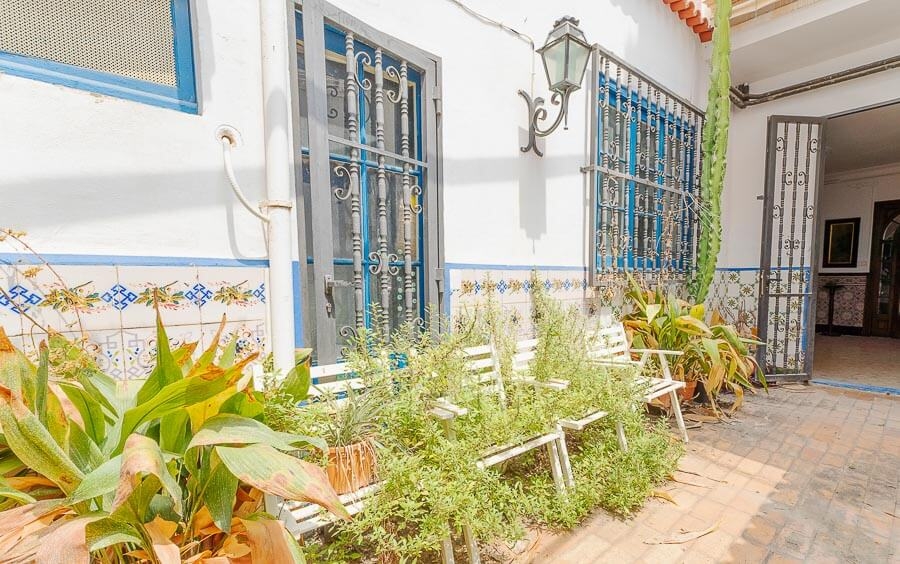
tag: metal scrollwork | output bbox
[384,65,403,103]
[410,184,423,214]
[353,51,373,90]
[326,84,340,119]
[332,164,351,200]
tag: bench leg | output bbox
[546,439,567,494]
[441,537,456,564]
[463,524,480,564]
[615,420,629,452]
[669,390,689,443]
[555,427,575,489]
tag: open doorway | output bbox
[812,102,900,392]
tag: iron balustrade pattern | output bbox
[587,47,704,286]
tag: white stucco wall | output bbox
[328,0,707,268]
[1,0,271,261]
[1,0,706,267]
[721,38,900,268]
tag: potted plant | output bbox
[317,383,386,495]
[623,277,765,413]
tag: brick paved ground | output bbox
[523,385,900,563]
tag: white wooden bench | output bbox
[587,323,689,448]
[263,361,465,563]
[261,362,384,538]
[429,339,571,563]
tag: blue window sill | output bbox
[0,52,198,114]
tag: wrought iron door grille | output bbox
[587,47,704,285]
[757,117,825,381]
[298,13,429,356]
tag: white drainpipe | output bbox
[258,0,296,375]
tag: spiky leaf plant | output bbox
[0,314,347,563]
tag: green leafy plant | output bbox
[0,314,347,563]
[624,276,765,414]
[692,0,732,303]
[287,294,681,562]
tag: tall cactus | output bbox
[691,0,732,303]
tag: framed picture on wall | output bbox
[823,217,861,268]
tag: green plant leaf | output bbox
[33,342,49,426]
[115,371,228,455]
[219,336,238,369]
[58,382,107,446]
[215,443,349,520]
[280,348,313,401]
[85,517,143,552]
[219,390,265,420]
[67,418,105,474]
[674,315,712,337]
[0,384,83,495]
[68,455,122,507]
[0,482,37,505]
[188,413,326,453]
[197,450,239,533]
[135,310,183,406]
[111,434,182,516]
[76,369,118,419]
[159,410,192,455]
[645,304,662,325]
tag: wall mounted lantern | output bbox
[520,16,592,156]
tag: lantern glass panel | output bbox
[540,38,568,91]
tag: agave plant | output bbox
[0,314,348,563]
[623,277,764,414]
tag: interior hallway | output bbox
[813,335,900,391]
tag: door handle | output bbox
[323,274,350,317]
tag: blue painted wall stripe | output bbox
[0,253,268,268]
[812,379,899,396]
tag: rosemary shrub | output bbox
[269,293,682,562]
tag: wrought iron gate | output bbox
[296,1,443,363]
[757,116,826,381]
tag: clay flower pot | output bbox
[655,380,698,409]
[326,438,378,495]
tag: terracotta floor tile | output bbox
[523,386,900,564]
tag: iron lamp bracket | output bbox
[519,87,576,157]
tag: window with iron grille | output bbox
[0,0,197,113]
[588,47,703,282]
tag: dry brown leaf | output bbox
[145,516,180,564]
[34,515,103,564]
[240,518,296,564]
[644,521,720,544]
[650,490,678,505]
[675,469,728,484]
[684,413,720,423]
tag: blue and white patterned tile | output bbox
[67,329,127,380]
[207,320,267,361]
[10,265,88,334]
[0,263,23,337]
[196,267,266,326]
[122,324,203,380]
[116,266,201,329]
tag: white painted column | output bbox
[259,0,296,375]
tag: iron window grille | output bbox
[0,0,197,113]
[586,46,704,286]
